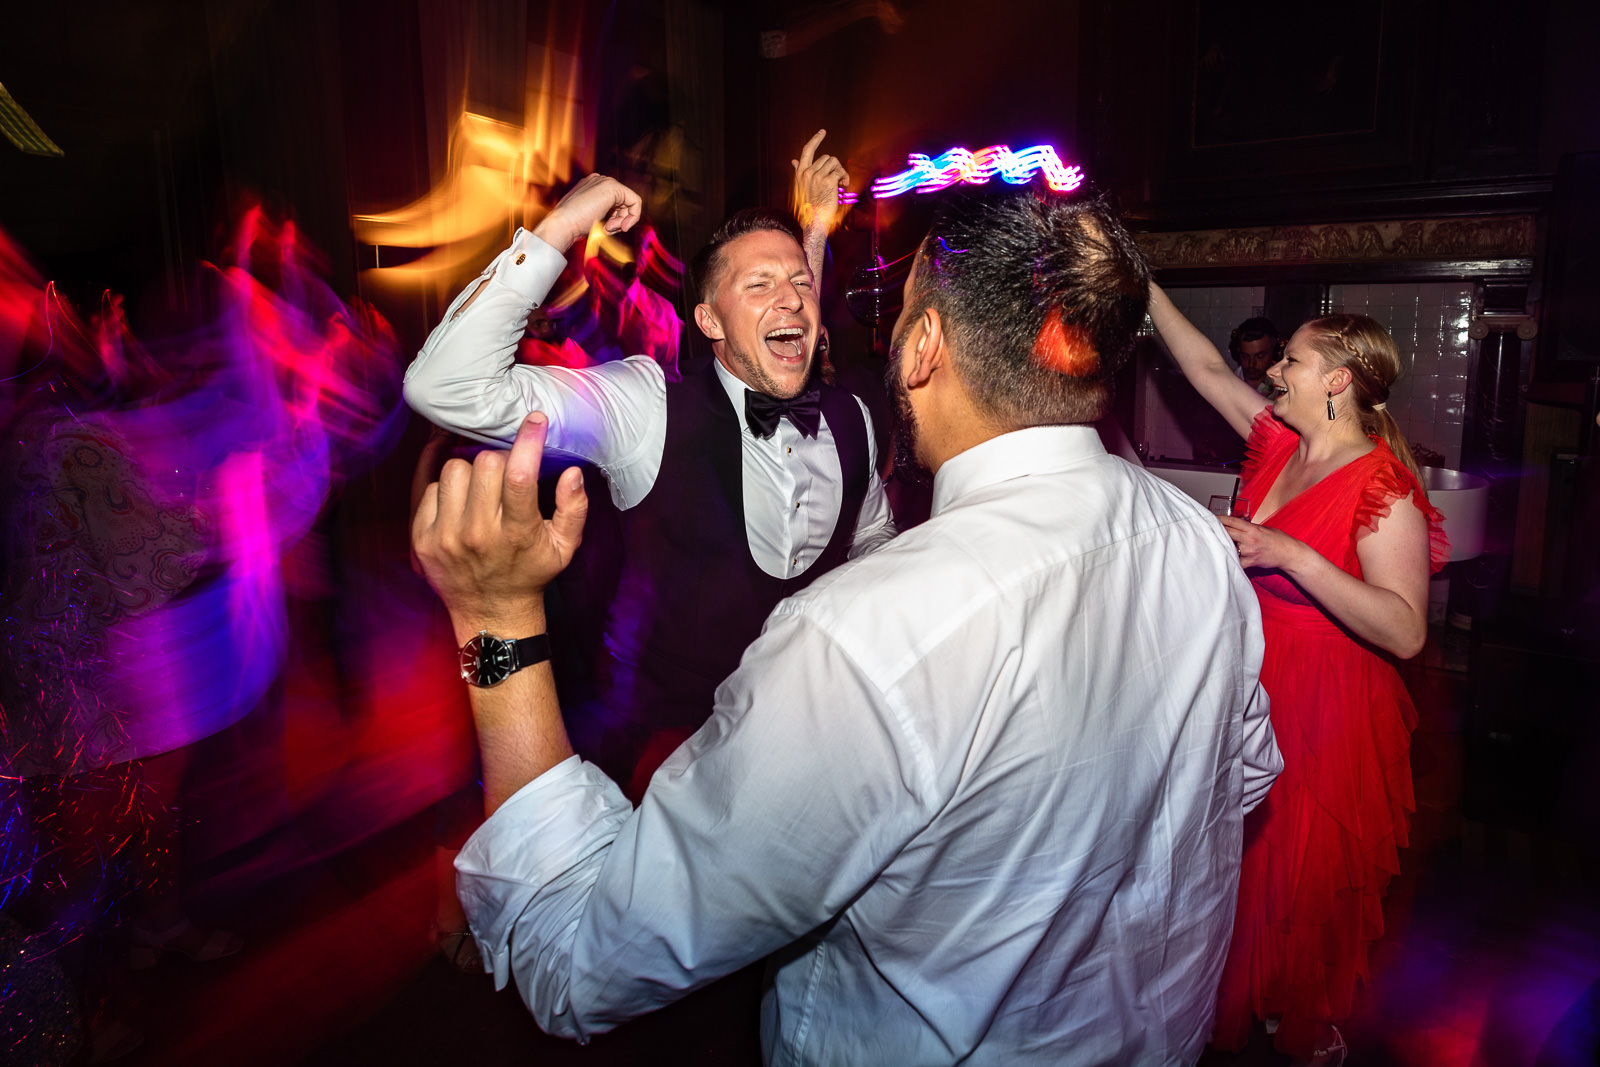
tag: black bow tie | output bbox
[744,388,822,439]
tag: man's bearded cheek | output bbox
[885,343,931,486]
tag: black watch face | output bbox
[460,633,515,687]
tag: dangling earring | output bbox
[1326,391,1336,421]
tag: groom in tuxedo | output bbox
[403,138,893,794]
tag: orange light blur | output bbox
[352,31,592,290]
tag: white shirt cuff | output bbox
[502,229,570,306]
[456,755,633,990]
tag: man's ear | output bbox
[903,306,945,389]
[694,303,723,341]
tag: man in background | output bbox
[1230,316,1282,397]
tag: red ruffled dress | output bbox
[1212,411,1449,1057]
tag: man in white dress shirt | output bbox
[404,156,893,793]
[413,186,1281,1065]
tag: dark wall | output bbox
[709,0,1599,294]
[206,0,356,289]
[0,3,221,321]
[0,0,360,330]
[1538,0,1600,173]
[723,0,1081,216]
[7,0,1596,328]
[1083,0,1599,228]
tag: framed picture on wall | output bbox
[1166,0,1420,193]
[1192,0,1383,147]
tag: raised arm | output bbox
[443,174,643,323]
[411,412,589,811]
[1147,282,1271,439]
[415,412,925,1038]
[1221,495,1431,658]
[403,178,637,436]
[403,177,668,506]
[792,128,850,290]
[450,580,930,1039]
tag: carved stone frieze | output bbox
[1138,215,1535,269]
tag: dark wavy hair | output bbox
[688,208,803,306]
[905,188,1150,427]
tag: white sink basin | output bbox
[1420,467,1490,562]
[1143,461,1241,513]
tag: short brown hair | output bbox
[689,208,802,306]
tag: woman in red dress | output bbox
[1148,285,1449,1064]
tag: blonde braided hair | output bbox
[1301,314,1424,484]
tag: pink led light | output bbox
[870,144,1084,199]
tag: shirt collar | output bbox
[931,425,1108,517]
[712,359,754,432]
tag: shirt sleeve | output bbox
[1238,680,1280,814]
[401,230,667,508]
[846,395,898,558]
[454,610,936,1042]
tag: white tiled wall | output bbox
[1165,287,1267,351]
[1328,282,1474,469]
[1136,287,1264,463]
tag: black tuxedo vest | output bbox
[602,360,870,745]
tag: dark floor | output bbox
[79,608,1600,1066]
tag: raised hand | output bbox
[412,412,588,639]
[792,128,850,235]
[533,174,643,254]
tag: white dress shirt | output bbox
[457,425,1280,1066]
[403,230,896,577]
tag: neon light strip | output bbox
[867,144,1084,199]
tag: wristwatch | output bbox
[458,631,551,688]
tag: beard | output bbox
[884,335,931,487]
[721,338,812,400]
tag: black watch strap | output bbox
[509,633,552,672]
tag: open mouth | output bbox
[764,326,806,362]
